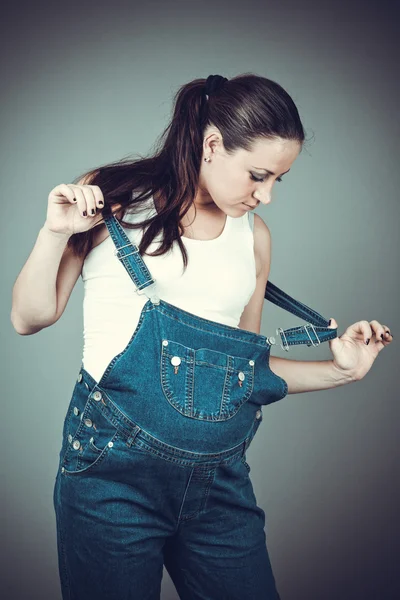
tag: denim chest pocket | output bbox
[61,396,119,475]
[160,339,255,421]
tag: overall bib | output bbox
[53,211,337,600]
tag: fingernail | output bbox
[381,333,384,339]
[99,201,104,206]
[91,208,95,215]
[328,319,332,326]
[365,338,370,345]
[83,210,87,217]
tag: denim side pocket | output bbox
[61,397,119,475]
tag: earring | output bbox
[204,157,211,162]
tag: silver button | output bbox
[93,391,102,401]
[256,410,262,420]
[90,437,94,444]
[249,360,255,366]
[72,440,81,450]
[107,441,114,448]
[267,336,276,345]
[84,418,93,427]
[77,373,83,382]
[171,356,181,366]
[61,467,65,473]
[73,407,79,416]
[238,372,245,381]
[151,295,160,304]
[68,434,73,443]
[162,340,168,346]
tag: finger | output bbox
[327,317,337,329]
[55,184,77,203]
[345,320,373,345]
[89,185,105,209]
[69,186,88,218]
[81,185,98,218]
[368,320,391,344]
[380,325,393,343]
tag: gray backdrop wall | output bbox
[2,1,399,599]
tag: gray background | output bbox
[2,0,399,598]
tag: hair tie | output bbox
[204,74,228,99]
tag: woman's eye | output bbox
[250,173,283,183]
[250,174,265,182]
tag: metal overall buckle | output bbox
[276,327,289,352]
[114,243,139,260]
[276,323,321,351]
[304,323,321,347]
[114,244,160,305]
[134,281,160,305]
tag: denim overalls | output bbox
[53,210,337,600]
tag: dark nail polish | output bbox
[381,333,384,339]
[99,201,104,206]
[366,338,370,345]
[83,210,87,217]
[328,319,331,326]
[91,208,95,215]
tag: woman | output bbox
[11,73,393,600]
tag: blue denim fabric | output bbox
[53,213,337,599]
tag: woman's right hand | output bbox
[45,183,122,235]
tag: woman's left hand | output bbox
[327,318,393,381]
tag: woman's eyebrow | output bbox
[251,167,291,176]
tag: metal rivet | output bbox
[249,360,255,366]
[151,295,160,304]
[61,467,65,473]
[73,407,79,416]
[171,356,181,366]
[84,418,93,428]
[68,434,73,443]
[72,440,81,450]
[90,437,94,443]
[267,336,276,345]
[256,410,262,420]
[107,441,114,448]
[162,340,168,346]
[77,373,83,382]
[93,391,102,401]
[238,372,245,381]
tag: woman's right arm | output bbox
[10,178,112,335]
[11,227,83,335]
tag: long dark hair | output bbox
[68,72,307,269]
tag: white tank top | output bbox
[81,197,257,382]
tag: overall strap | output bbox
[247,212,337,350]
[103,212,160,303]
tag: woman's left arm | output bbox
[239,214,394,394]
[269,355,354,394]
[270,317,393,394]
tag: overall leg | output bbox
[163,458,281,600]
[53,441,171,600]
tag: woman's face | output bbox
[196,128,301,215]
